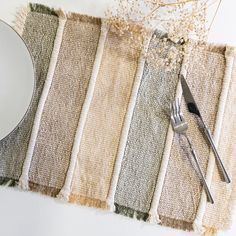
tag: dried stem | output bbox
[141,0,198,22]
[208,0,222,31]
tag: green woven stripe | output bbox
[29,3,58,16]
[114,203,149,221]
[0,177,17,187]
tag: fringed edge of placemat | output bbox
[28,182,60,197]
[66,13,101,24]
[28,3,155,41]
[203,228,218,236]
[159,215,193,231]
[29,3,101,24]
[0,177,17,187]
[29,3,58,16]
[13,3,63,36]
[69,194,109,209]
[13,5,30,35]
[197,43,226,54]
[114,203,149,221]
[13,3,102,32]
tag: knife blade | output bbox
[180,75,202,118]
[180,75,231,183]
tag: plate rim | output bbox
[0,18,36,141]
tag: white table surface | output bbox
[0,1,236,236]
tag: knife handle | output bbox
[203,125,231,183]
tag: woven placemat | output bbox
[0,3,236,236]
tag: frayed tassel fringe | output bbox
[160,215,193,231]
[29,182,60,197]
[193,220,206,235]
[203,227,218,236]
[106,199,116,212]
[18,177,29,191]
[29,3,100,24]
[69,195,109,209]
[13,5,30,35]
[0,177,17,187]
[148,212,161,224]
[114,203,149,221]
[29,3,58,16]
[57,187,70,202]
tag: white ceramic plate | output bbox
[0,20,34,141]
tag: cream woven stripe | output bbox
[18,17,67,190]
[193,46,236,233]
[147,50,191,223]
[106,31,153,210]
[57,20,108,200]
[13,6,30,36]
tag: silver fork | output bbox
[170,98,214,204]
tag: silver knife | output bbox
[180,74,231,183]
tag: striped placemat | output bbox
[0,3,236,236]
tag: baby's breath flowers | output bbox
[147,35,183,71]
[105,0,220,71]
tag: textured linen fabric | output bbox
[0,11,58,184]
[114,32,182,219]
[158,45,226,230]
[203,52,236,232]
[28,16,101,196]
[4,3,236,234]
[69,30,140,208]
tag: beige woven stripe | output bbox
[28,17,101,194]
[193,46,235,233]
[69,29,140,207]
[57,20,108,200]
[158,44,226,228]
[203,49,236,231]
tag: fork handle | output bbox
[203,125,231,183]
[185,135,214,204]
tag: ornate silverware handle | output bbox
[203,125,231,183]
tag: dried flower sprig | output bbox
[105,0,222,71]
[147,35,183,71]
[106,0,209,40]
